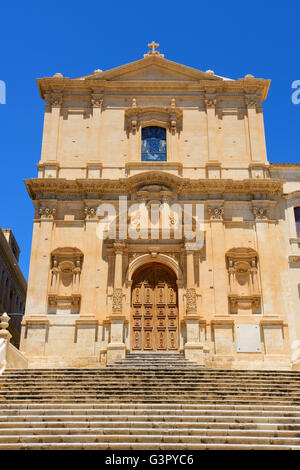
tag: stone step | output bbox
[1,390,300,399]
[1,433,300,445]
[0,442,299,450]
[1,427,300,438]
[1,421,300,431]
[2,376,300,384]
[2,381,300,389]
[2,363,300,450]
[1,409,300,418]
[2,398,299,406]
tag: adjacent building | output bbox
[0,229,27,347]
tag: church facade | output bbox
[20,43,300,370]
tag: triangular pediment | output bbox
[84,55,225,83]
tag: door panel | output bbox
[131,263,178,351]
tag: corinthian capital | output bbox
[90,93,103,108]
[208,206,224,221]
[39,207,56,219]
[252,207,269,220]
[204,98,217,108]
[45,92,63,107]
[245,95,258,108]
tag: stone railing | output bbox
[0,312,28,374]
[0,313,11,374]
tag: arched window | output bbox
[141,126,166,162]
[294,207,300,238]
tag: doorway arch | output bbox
[131,262,179,351]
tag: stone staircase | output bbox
[0,353,300,449]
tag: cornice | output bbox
[37,79,270,100]
[25,175,284,200]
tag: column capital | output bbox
[45,91,63,108]
[208,205,224,221]
[113,242,127,254]
[90,93,103,108]
[252,206,269,221]
[204,96,217,108]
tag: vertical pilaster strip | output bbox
[208,205,228,316]
[90,93,103,161]
[245,95,261,162]
[41,92,62,162]
[205,97,217,161]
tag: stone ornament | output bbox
[208,206,224,220]
[186,288,197,314]
[112,288,123,313]
[252,207,269,220]
[45,92,63,107]
[90,94,103,108]
[39,207,56,219]
[84,207,97,219]
[204,98,217,108]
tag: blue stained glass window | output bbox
[141,126,167,162]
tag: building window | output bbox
[141,126,166,162]
[294,207,300,238]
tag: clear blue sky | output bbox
[0,0,299,279]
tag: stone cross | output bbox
[148,41,159,54]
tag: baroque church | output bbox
[19,42,300,370]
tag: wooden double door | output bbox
[131,263,179,351]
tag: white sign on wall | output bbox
[235,324,262,353]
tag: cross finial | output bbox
[148,41,159,55]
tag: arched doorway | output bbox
[131,262,179,351]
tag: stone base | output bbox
[184,343,204,365]
[106,343,126,365]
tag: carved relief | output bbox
[112,288,123,313]
[186,287,197,314]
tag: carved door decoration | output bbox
[131,263,178,351]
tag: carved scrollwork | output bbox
[112,288,123,313]
[186,288,197,314]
